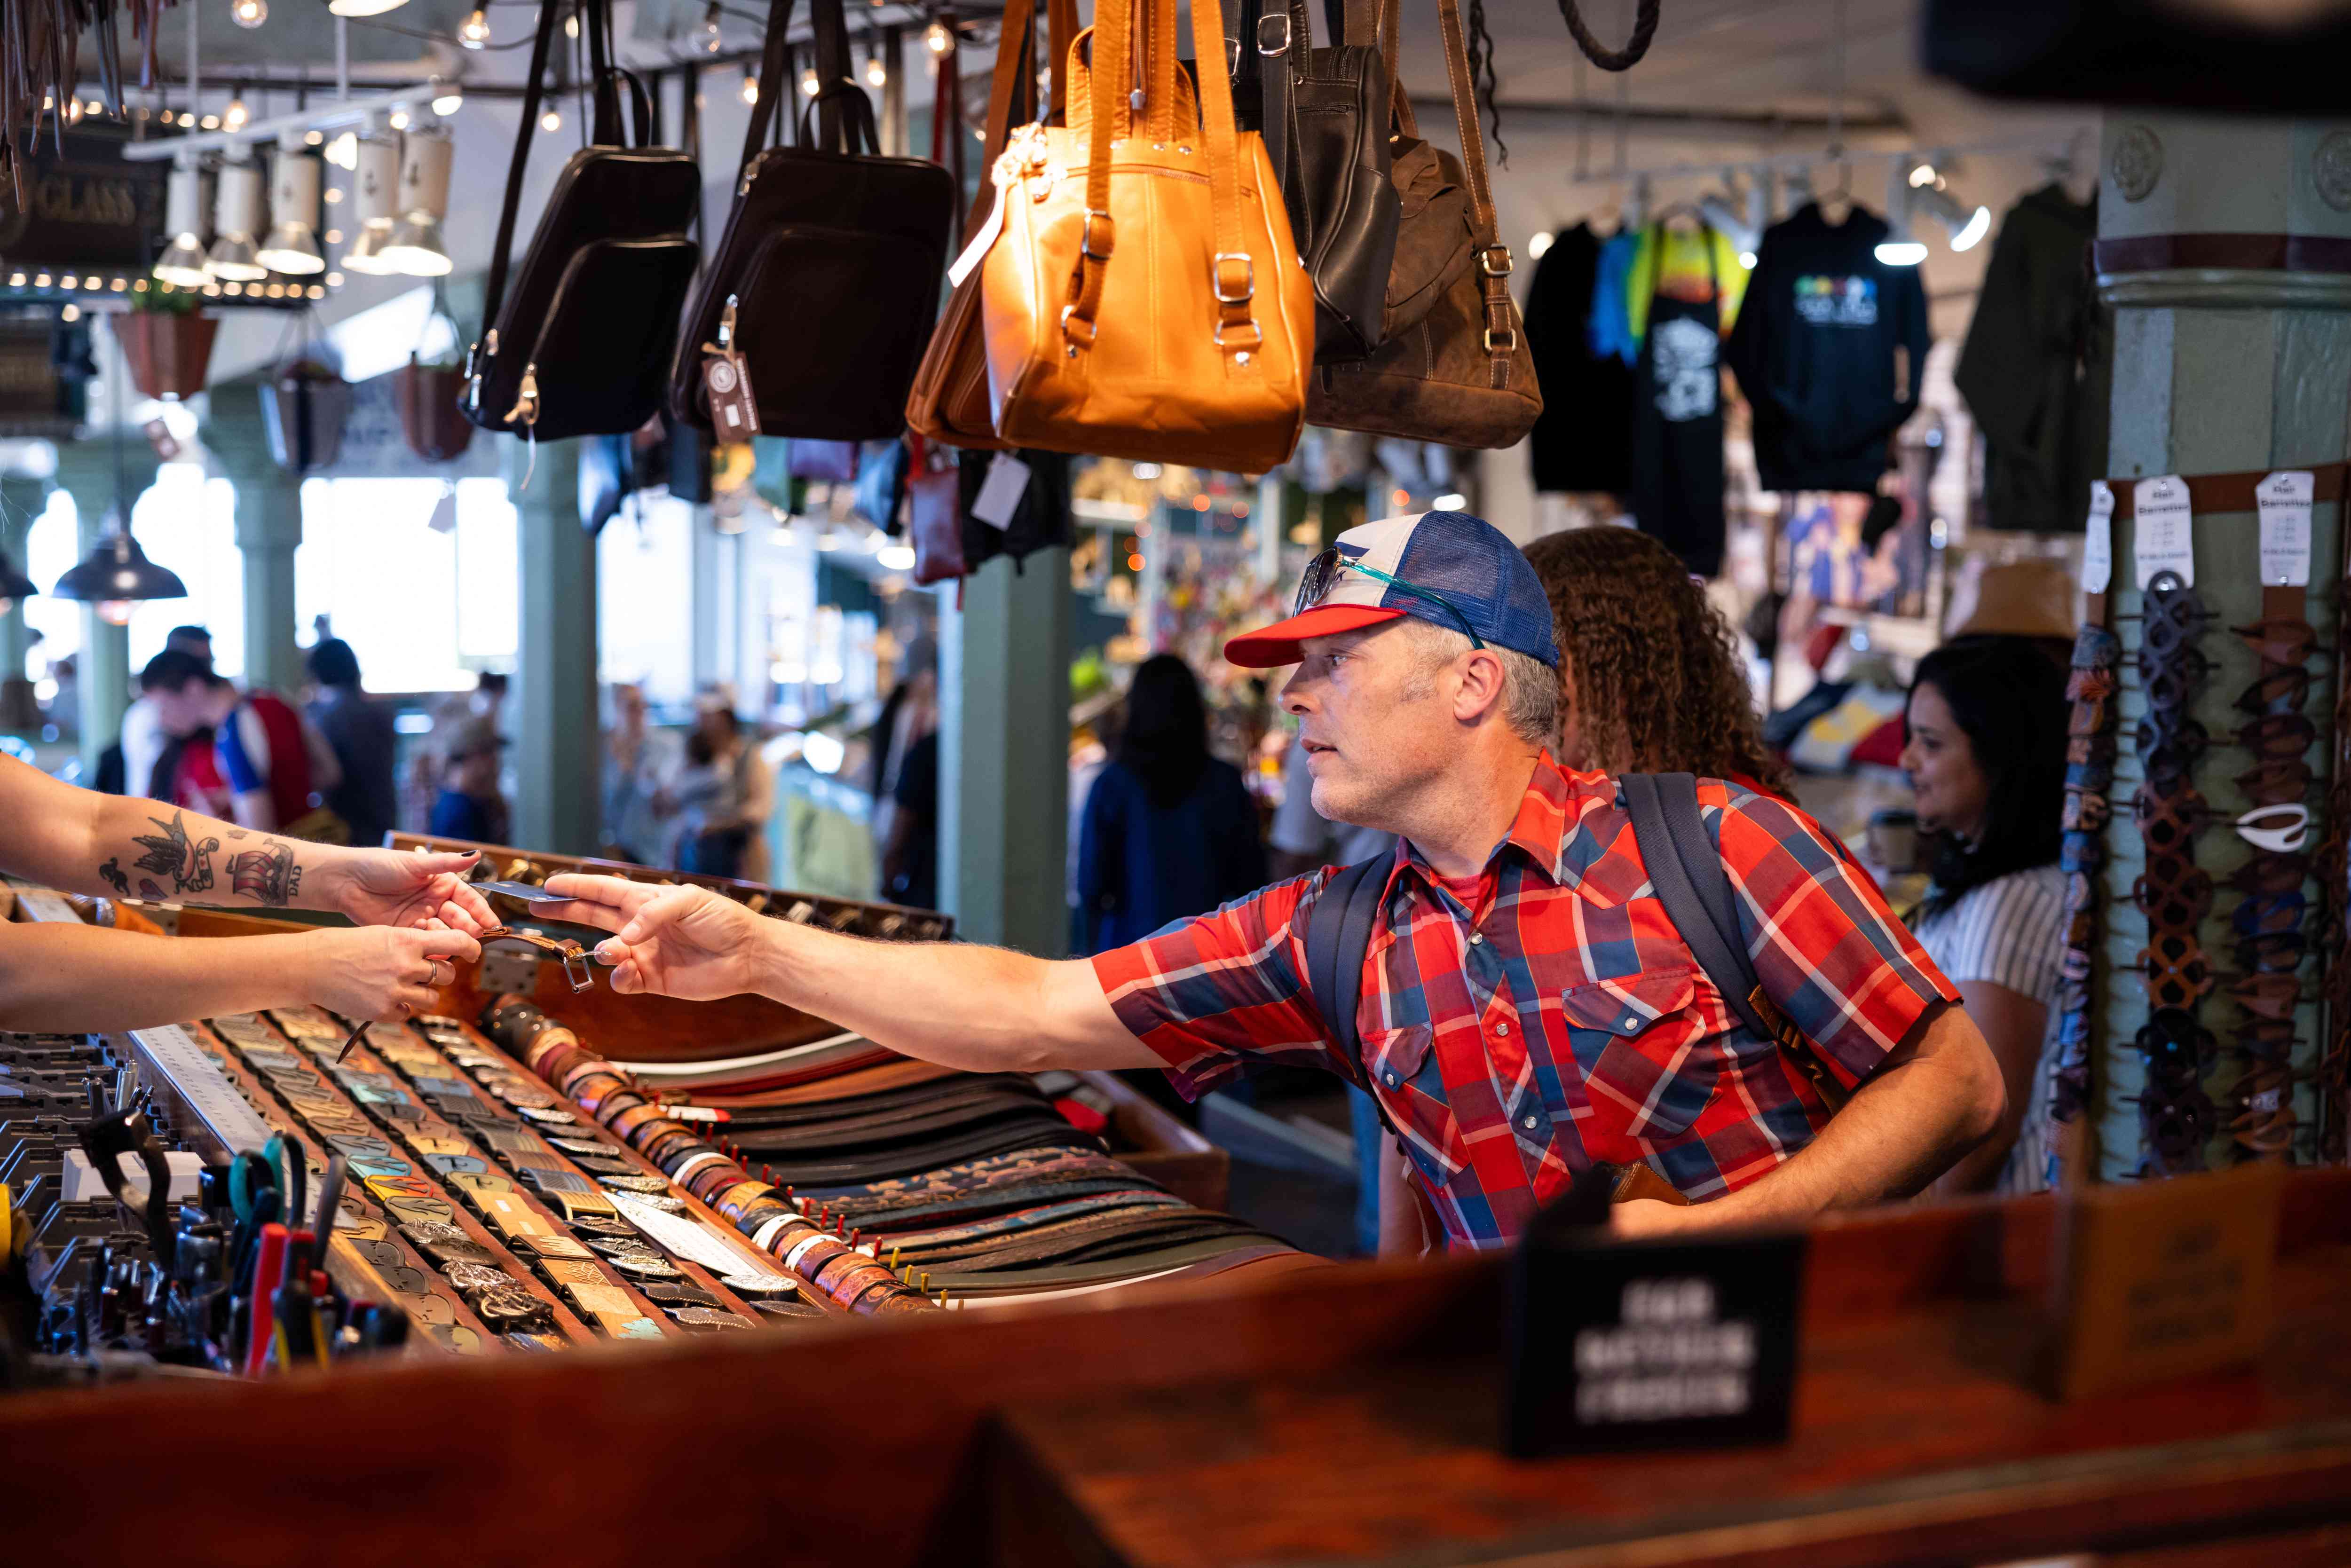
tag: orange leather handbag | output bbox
[972,0,1312,472]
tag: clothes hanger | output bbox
[1815,157,1854,225]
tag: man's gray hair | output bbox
[1393,618,1561,749]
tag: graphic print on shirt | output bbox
[1650,317,1720,423]
[1794,274,1879,327]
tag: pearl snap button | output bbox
[1622,1015,1639,1030]
[1493,1021,1508,1037]
[1384,1072,1399,1087]
[1522,1115,1538,1130]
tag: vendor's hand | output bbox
[304,924,481,1022]
[537,875,764,1001]
[321,847,495,935]
[1609,1198,1703,1239]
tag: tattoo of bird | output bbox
[130,813,221,895]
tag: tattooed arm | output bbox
[0,754,497,934]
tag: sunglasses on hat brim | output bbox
[1296,548,1485,651]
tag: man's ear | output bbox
[1451,648,1508,726]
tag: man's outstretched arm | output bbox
[538,875,1161,1074]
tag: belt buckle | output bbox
[1483,326,1519,352]
[1081,208,1113,260]
[1478,244,1514,277]
[1212,252,1255,303]
[1256,12,1291,54]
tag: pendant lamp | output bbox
[377,131,453,276]
[257,139,327,275]
[206,161,270,282]
[339,132,402,274]
[54,511,188,626]
[154,159,211,287]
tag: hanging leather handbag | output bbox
[975,0,1313,473]
[1346,0,1472,343]
[1228,0,1397,360]
[907,435,968,585]
[461,0,700,443]
[904,0,1077,449]
[1304,0,1539,449]
[397,287,473,463]
[667,0,954,441]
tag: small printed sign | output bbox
[2256,470,2313,587]
[2082,481,2114,594]
[2133,475,2194,589]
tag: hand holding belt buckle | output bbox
[481,926,597,993]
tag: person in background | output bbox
[418,671,509,831]
[1522,525,1792,796]
[306,638,397,849]
[600,682,676,865]
[881,725,941,910]
[1075,654,1268,956]
[671,705,773,882]
[429,717,511,847]
[121,625,213,800]
[1899,635,2069,1196]
[143,650,341,837]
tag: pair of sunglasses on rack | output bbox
[2139,1080,2217,1172]
[2228,1059,2298,1156]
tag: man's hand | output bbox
[302,924,482,1022]
[1609,1198,1705,1239]
[319,848,496,935]
[538,875,766,1000]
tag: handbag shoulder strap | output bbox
[738,0,803,173]
[1434,0,1518,369]
[1305,855,1389,1080]
[478,0,565,348]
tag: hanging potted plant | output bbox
[396,285,474,463]
[114,289,220,402]
[258,313,352,473]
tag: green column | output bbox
[2093,114,2351,1176]
[204,379,307,696]
[506,436,599,854]
[50,440,163,779]
[940,548,1072,955]
[0,470,44,728]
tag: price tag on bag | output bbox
[2256,470,2313,586]
[2133,475,2193,589]
[969,452,1032,531]
[2082,481,2114,594]
[702,348,762,439]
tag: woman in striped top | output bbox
[1899,636,2070,1194]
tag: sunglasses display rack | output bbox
[2051,621,2118,1150]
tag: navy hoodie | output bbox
[1725,202,1930,492]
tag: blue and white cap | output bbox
[1225,510,1560,669]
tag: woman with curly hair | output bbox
[1520,526,1791,796]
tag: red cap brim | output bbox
[1223,604,1406,668]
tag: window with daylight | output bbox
[297,476,517,693]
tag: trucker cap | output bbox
[1224,510,1561,670]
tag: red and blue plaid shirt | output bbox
[1092,755,1958,1248]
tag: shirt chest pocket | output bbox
[1560,969,1716,1141]
[1362,1023,1466,1181]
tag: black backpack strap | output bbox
[1305,854,1389,1087]
[1620,772,1781,1048]
[477,0,564,358]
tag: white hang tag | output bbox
[2132,475,2194,589]
[947,182,1008,289]
[2256,470,2313,587]
[2081,481,2114,594]
[969,452,1031,530]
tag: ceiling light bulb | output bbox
[864,54,887,87]
[1908,162,1937,188]
[699,2,724,53]
[325,131,358,169]
[742,67,760,105]
[800,67,820,96]
[231,0,267,26]
[154,163,211,287]
[206,161,270,281]
[257,144,326,275]
[432,83,463,116]
[565,8,580,37]
[389,107,410,131]
[540,106,562,132]
[98,600,136,627]
[328,0,411,15]
[458,7,491,47]
[222,92,250,133]
[923,19,952,53]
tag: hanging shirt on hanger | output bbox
[1625,223,1748,347]
[1952,183,2106,533]
[1587,227,1641,366]
[1724,201,1930,493]
[1524,222,1634,494]
[1628,222,1729,577]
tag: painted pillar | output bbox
[0,471,44,716]
[940,549,1072,954]
[49,440,163,779]
[205,379,308,697]
[2093,113,2351,1176]
[505,435,599,853]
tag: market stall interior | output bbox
[2,0,2350,1560]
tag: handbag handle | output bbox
[1433,0,1517,363]
[1062,0,1257,364]
[476,0,567,358]
[737,0,804,173]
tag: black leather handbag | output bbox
[462,0,700,442]
[666,0,955,441]
[1228,0,1398,360]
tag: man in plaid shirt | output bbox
[548,512,2005,1250]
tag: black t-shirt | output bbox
[891,731,940,911]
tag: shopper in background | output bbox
[417,670,509,832]
[600,682,678,864]
[1075,654,1267,955]
[307,638,397,850]
[143,649,341,838]
[428,717,511,847]
[121,625,212,801]
[1899,635,2069,1195]
[1523,526,1791,795]
[671,704,773,882]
